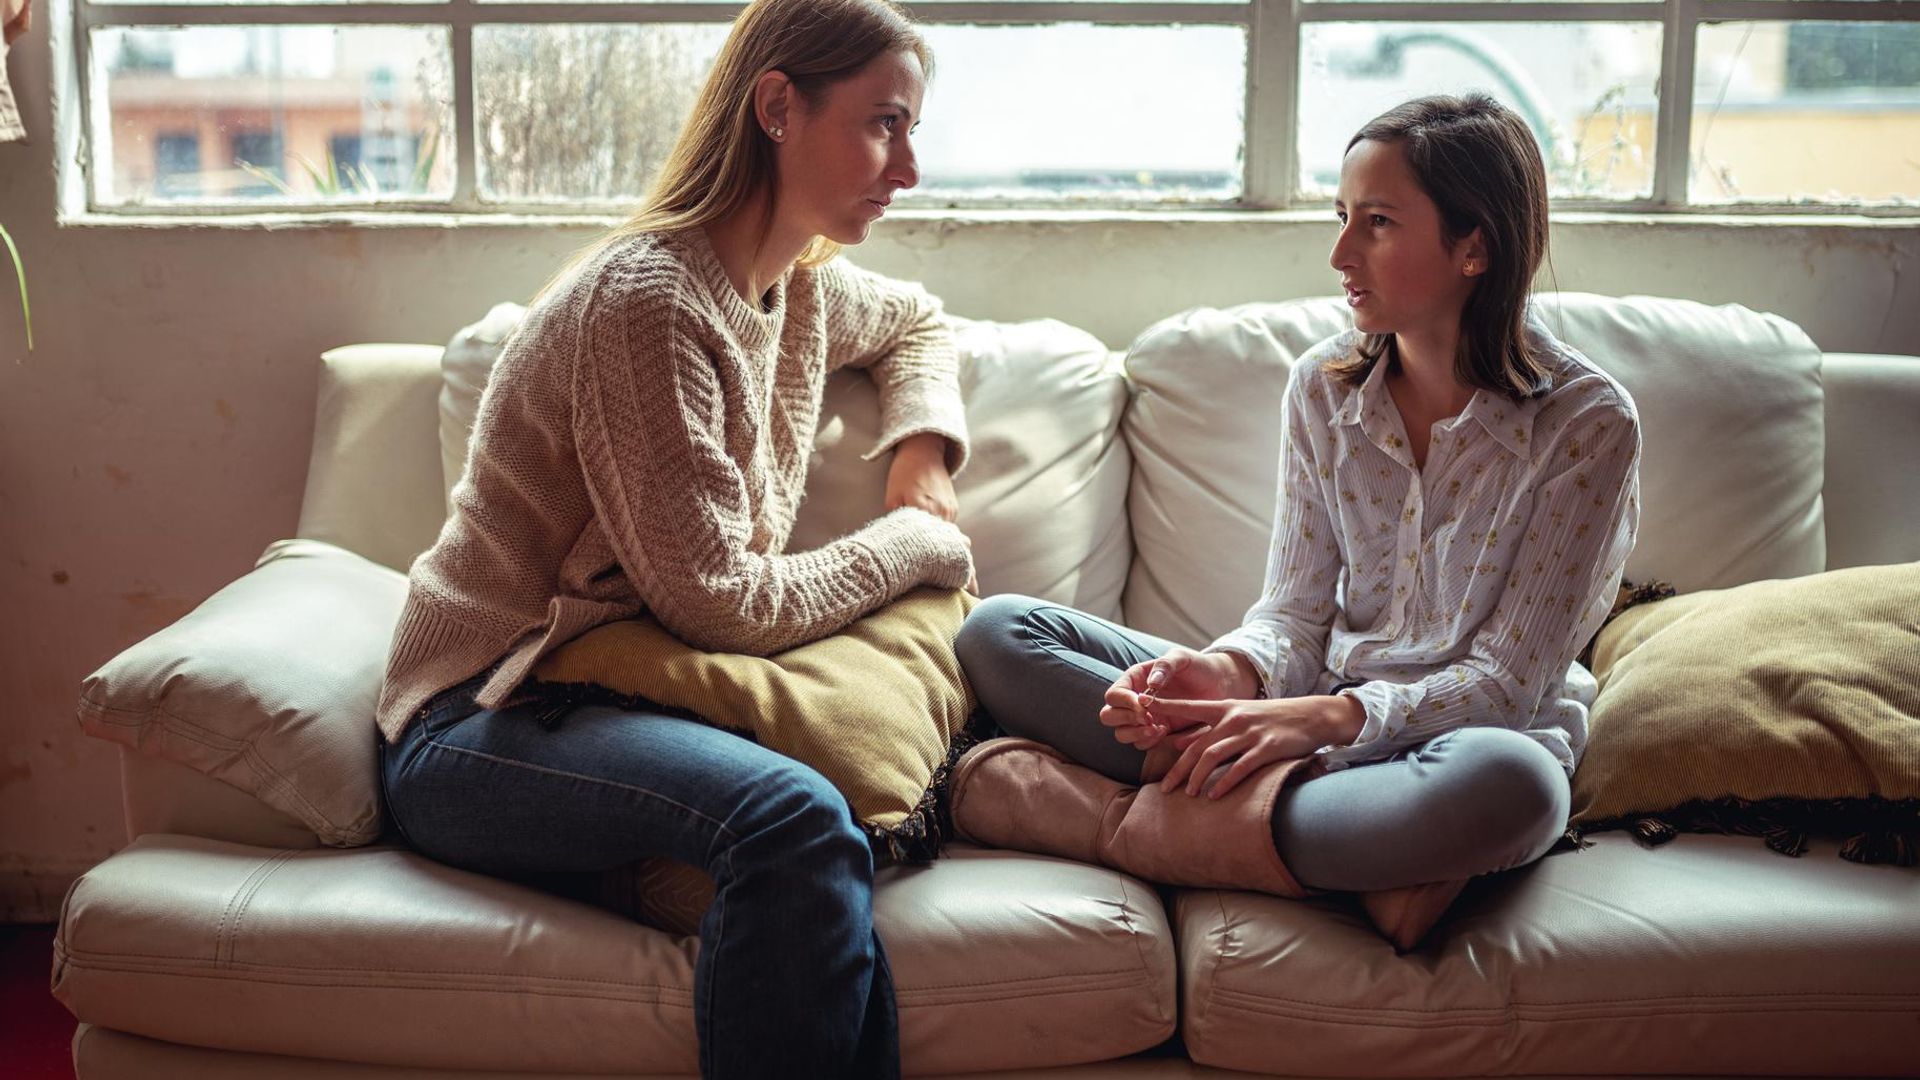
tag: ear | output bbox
[1457,227,1490,277]
[754,70,794,141]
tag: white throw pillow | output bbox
[77,539,407,847]
[440,306,1134,620]
[1121,293,1826,647]
[440,302,528,515]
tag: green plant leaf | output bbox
[0,222,31,352]
[235,158,298,198]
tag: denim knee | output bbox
[733,763,873,881]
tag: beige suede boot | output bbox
[1359,878,1470,953]
[948,737,1317,897]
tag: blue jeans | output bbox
[378,672,898,1080]
[955,595,1570,892]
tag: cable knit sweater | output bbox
[376,227,974,744]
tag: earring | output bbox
[769,127,784,140]
[1463,261,1478,275]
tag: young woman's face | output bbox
[778,49,925,245]
[1329,137,1481,341]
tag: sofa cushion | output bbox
[53,836,1176,1075]
[1119,299,1351,644]
[68,1024,1187,1080]
[438,302,526,521]
[442,306,1133,620]
[1175,833,1920,1077]
[1573,561,1920,854]
[119,752,323,850]
[1121,294,1826,646]
[77,539,406,848]
[297,345,447,575]
[1822,352,1920,571]
[794,315,1133,619]
[1530,293,1825,589]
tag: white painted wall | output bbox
[4,32,1918,919]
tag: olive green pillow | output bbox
[530,588,979,932]
[1574,562,1920,862]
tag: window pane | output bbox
[914,24,1245,202]
[1298,22,1662,200]
[474,24,729,202]
[92,27,453,205]
[1692,21,1920,205]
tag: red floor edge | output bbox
[1,924,77,1080]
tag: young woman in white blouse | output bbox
[949,93,1642,951]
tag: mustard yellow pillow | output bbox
[529,587,978,915]
[529,588,978,933]
[1573,562,1920,863]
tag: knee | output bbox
[954,593,1044,681]
[739,765,871,873]
[1443,729,1571,855]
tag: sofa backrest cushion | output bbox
[441,307,1134,621]
[1120,293,1827,647]
[792,316,1133,619]
[296,345,447,575]
[439,302,527,522]
[1819,353,1920,572]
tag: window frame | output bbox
[64,0,1920,217]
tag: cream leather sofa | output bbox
[54,294,1920,1078]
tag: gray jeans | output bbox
[954,594,1571,892]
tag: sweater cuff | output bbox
[862,378,972,476]
[851,508,973,595]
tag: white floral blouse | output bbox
[1206,319,1642,777]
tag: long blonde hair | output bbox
[542,0,932,297]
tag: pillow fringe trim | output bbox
[1556,795,1920,865]
[524,678,986,867]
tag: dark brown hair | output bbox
[1327,93,1553,400]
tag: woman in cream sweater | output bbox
[376,1,971,1075]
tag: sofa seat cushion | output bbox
[70,1024,1205,1080]
[1175,833,1920,1077]
[53,837,1175,1075]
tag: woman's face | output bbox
[1329,137,1481,341]
[777,49,925,246]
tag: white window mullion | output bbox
[59,0,95,216]
[78,3,748,27]
[905,2,1245,26]
[450,0,479,209]
[1651,0,1697,208]
[1244,0,1296,208]
[1698,0,1920,21]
